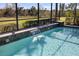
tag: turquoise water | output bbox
[0,27,79,56]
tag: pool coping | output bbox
[0,23,59,38]
[64,25,79,28]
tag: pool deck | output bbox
[64,25,79,28]
[0,23,58,38]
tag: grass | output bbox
[0,16,51,29]
[60,17,66,22]
[0,16,66,29]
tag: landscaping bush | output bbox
[65,17,79,25]
[22,19,52,29]
[65,17,74,25]
[22,21,30,28]
[23,20,38,28]
[75,17,79,25]
[0,23,17,33]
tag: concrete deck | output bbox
[64,25,79,28]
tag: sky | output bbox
[1,3,79,10]
[0,3,56,10]
[0,3,6,8]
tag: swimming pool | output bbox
[0,27,79,56]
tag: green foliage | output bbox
[65,10,73,17]
[22,20,38,28]
[29,6,37,16]
[76,10,79,17]
[22,21,30,28]
[59,3,65,17]
[74,17,79,25]
[65,17,74,25]
[3,8,15,17]
[0,23,17,33]
[0,5,51,18]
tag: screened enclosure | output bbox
[0,3,79,34]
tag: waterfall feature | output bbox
[30,28,45,43]
[30,28,41,35]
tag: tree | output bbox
[66,3,77,25]
[6,3,15,9]
[3,8,13,17]
[29,6,37,16]
[65,10,73,17]
[61,3,65,16]
[18,7,24,16]
[3,3,16,17]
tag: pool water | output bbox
[0,27,79,56]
